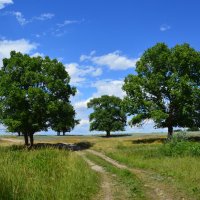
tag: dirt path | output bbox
[0,138,22,144]
[78,151,113,200]
[86,149,187,200]
[78,151,133,200]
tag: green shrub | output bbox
[187,127,199,131]
[160,132,200,157]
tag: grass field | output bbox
[0,146,99,200]
[0,132,200,199]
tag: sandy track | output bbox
[87,149,187,200]
[0,138,22,143]
[77,151,113,200]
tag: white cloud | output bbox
[34,13,54,21]
[57,20,80,28]
[6,11,55,26]
[74,99,90,110]
[79,119,89,126]
[65,63,102,85]
[11,11,28,25]
[74,79,125,110]
[80,51,139,70]
[52,19,83,37]
[0,0,13,9]
[92,79,125,98]
[31,52,44,57]
[0,39,37,66]
[34,32,47,38]
[160,24,171,32]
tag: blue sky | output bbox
[0,0,200,134]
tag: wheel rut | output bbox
[86,149,188,200]
[77,151,113,200]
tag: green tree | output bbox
[49,101,79,136]
[0,51,77,146]
[87,95,127,137]
[123,43,200,138]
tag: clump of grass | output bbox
[0,146,100,200]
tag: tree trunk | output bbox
[29,133,34,147]
[57,131,60,136]
[24,133,29,146]
[106,131,111,137]
[168,126,173,139]
[63,131,65,136]
[17,132,21,136]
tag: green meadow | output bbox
[0,132,200,200]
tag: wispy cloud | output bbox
[0,0,13,9]
[160,24,171,32]
[33,18,83,38]
[52,19,83,37]
[34,13,54,21]
[57,20,80,28]
[11,11,28,25]
[5,11,55,26]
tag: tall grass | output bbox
[0,146,99,200]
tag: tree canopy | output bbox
[0,51,77,146]
[87,95,127,137]
[49,101,79,136]
[123,43,200,137]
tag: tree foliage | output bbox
[49,101,79,136]
[0,51,77,146]
[123,43,200,137]
[87,95,126,137]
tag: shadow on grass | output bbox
[100,134,132,138]
[34,142,93,151]
[132,137,166,144]
[131,135,200,144]
[0,180,14,200]
[188,136,200,142]
[9,142,93,151]
[35,134,85,137]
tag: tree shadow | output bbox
[131,135,200,144]
[9,142,93,151]
[188,136,200,142]
[0,179,14,199]
[132,137,166,144]
[34,142,93,151]
[100,134,132,138]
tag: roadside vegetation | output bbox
[0,146,99,200]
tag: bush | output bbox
[187,127,199,131]
[160,132,200,157]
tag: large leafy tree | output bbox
[123,43,200,138]
[0,51,77,146]
[87,95,127,137]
